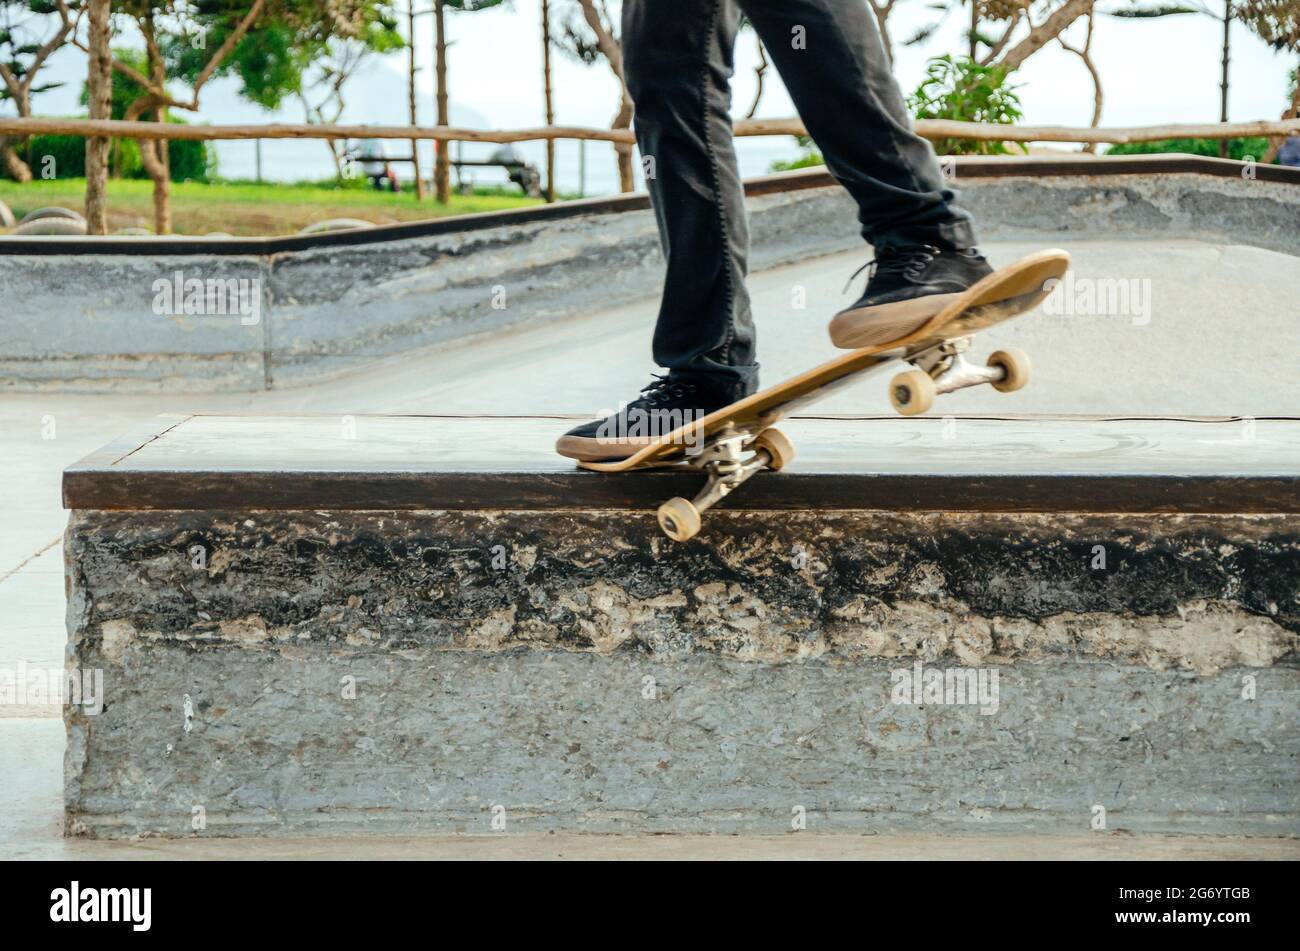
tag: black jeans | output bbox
[623,0,977,393]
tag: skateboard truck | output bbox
[656,425,795,542]
[889,338,1032,416]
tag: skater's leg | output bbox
[623,0,755,396]
[737,0,976,251]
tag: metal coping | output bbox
[6,154,1297,258]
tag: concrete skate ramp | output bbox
[4,155,1299,418]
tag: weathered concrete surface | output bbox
[64,509,1300,838]
[1,253,268,390]
[962,172,1300,255]
[1,187,854,393]
[5,717,1293,859]
[5,170,1297,392]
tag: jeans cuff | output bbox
[875,218,979,253]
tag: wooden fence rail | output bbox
[1,115,1298,146]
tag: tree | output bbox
[866,0,901,65]
[406,1,422,197]
[60,1,396,233]
[0,0,77,181]
[739,18,768,118]
[993,0,1097,70]
[554,0,632,192]
[900,0,1099,79]
[83,0,108,232]
[1105,2,1239,155]
[297,8,402,180]
[540,0,554,200]
[82,45,217,178]
[1056,10,1102,148]
[896,0,1097,148]
[432,0,506,204]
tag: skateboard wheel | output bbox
[657,497,702,542]
[987,347,1031,393]
[750,427,795,471]
[889,369,936,416]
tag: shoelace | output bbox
[637,374,697,407]
[842,244,940,293]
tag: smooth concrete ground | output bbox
[3,236,1296,857]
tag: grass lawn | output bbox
[0,178,544,236]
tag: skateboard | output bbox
[579,249,1071,541]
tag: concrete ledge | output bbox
[8,158,1299,392]
[63,414,1300,512]
[62,415,1300,838]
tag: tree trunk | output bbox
[434,0,451,204]
[0,8,71,185]
[153,103,171,234]
[0,139,32,182]
[130,97,171,234]
[0,87,34,180]
[746,35,769,118]
[1059,15,1102,153]
[329,141,345,180]
[409,2,424,199]
[1219,3,1232,158]
[613,97,634,192]
[147,17,171,234]
[131,16,172,234]
[84,0,113,235]
[970,1,979,60]
[541,0,556,202]
[575,0,634,192]
[867,0,895,66]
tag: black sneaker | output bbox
[829,244,994,349]
[556,374,746,462]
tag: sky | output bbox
[14,2,1297,194]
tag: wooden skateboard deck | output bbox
[577,248,1070,540]
[581,249,1070,474]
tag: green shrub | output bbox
[163,131,216,182]
[17,133,87,180]
[771,135,825,172]
[4,116,216,182]
[908,55,1026,156]
[1105,137,1274,162]
[771,56,1028,172]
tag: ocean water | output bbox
[212,133,807,195]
